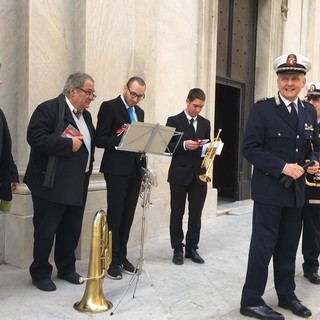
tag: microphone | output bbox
[279,160,315,188]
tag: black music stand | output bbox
[110,122,182,316]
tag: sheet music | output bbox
[117,122,181,155]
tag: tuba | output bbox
[74,209,113,313]
[199,129,223,183]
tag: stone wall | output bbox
[0,0,218,267]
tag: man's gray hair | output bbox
[63,73,94,95]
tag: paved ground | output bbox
[1,199,319,319]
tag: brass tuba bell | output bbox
[74,209,113,313]
[199,129,223,183]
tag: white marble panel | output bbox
[5,214,33,268]
[0,0,19,162]
[0,214,4,263]
[155,1,199,124]
[29,0,76,106]
[76,209,97,259]
[9,192,34,218]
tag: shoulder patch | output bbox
[301,100,313,109]
[256,97,268,103]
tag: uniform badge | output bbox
[309,84,316,92]
[304,123,314,131]
[287,54,297,66]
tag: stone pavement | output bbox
[1,199,319,320]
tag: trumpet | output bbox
[199,129,223,183]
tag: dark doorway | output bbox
[213,82,241,200]
[215,0,258,200]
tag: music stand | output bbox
[110,122,182,316]
[116,122,183,155]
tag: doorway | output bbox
[214,0,258,200]
[213,82,241,200]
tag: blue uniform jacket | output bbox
[242,93,320,208]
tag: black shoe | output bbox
[185,249,205,264]
[57,272,84,284]
[172,250,184,265]
[107,264,122,280]
[278,299,312,318]
[304,272,320,284]
[32,279,56,292]
[119,259,137,275]
[240,305,284,320]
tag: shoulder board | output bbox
[274,93,281,106]
[301,100,313,109]
[256,97,268,103]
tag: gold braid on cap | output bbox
[276,66,306,73]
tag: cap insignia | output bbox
[286,54,297,67]
[309,84,316,92]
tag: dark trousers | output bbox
[241,202,302,307]
[29,195,85,281]
[302,204,320,273]
[169,177,207,251]
[104,170,142,266]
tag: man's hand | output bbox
[72,136,83,152]
[11,182,19,192]
[282,163,305,180]
[185,140,200,150]
[306,160,319,174]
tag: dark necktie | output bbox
[190,118,196,138]
[290,102,298,129]
[73,109,82,119]
[128,106,135,123]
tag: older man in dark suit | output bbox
[96,76,146,280]
[240,54,320,319]
[166,88,211,266]
[24,73,96,291]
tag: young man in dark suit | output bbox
[240,54,320,319]
[166,88,211,266]
[24,73,96,291]
[301,81,320,285]
[96,76,146,279]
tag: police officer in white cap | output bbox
[240,54,320,319]
[301,82,320,285]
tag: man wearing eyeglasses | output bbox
[24,73,96,291]
[96,76,146,280]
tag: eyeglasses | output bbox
[78,87,97,100]
[127,86,145,100]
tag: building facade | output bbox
[0,0,319,267]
